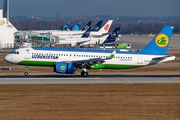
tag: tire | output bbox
[81,70,85,76]
[24,72,28,76]
[83,72,89,77]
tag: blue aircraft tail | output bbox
[71,22,82,31]
[140,26,174,54]
[60,22,70,31]
[90,20,103,32]
[81,27,91,38]
[82,21,92,31]
[103,27,120,44]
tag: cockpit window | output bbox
[11,50,15,54]
[11,51,19,54]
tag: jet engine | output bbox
[55,62,75,74]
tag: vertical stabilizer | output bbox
[60,22,71,31]
[140,26,174,54]
[81,27,91,38]
[0,7,18,48]
[103,27,120,44]
[91,20,103,32]
[82,21,92,31]
[71,22,82,31]
[98,20,113,33]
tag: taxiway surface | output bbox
[0,74,180,84]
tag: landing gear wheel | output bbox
[81,70,88,77]
[24,65,29,76]
[83,72,88,77]
[24,72,28,76]
[81,70,85,76]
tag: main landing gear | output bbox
[24,66,29,76]
[81,70,89,77]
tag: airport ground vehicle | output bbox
[100,43,131,49]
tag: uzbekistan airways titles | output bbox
[32,53,59,59]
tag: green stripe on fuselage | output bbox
[92,64,142,69]
[18,60,56,66]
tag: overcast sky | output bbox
[0,0,179,17]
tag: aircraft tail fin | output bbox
[91,20,103,32]
[81,27,91,38]
[98,20,113,33]
[82,21,92,31]
[103,27,120,44]
[71,22,82,31]
[60,22,70,31]
[140,26,174,54]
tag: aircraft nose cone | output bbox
[4,55,10,62]
[4,54,13,63]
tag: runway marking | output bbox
[1,74,180,84]
[2,78,101,80]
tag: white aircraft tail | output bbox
[0,9,17,48]
[98,20,113,33]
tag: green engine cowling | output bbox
[55,62,75,74]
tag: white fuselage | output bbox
[4,48,176,67]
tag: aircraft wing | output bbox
[61,50,117,68]
[75,39,91,46]
[66,39,91,47]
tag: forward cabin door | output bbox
[24,49,30,59]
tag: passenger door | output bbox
[24,49,30,59]
[137,55,143,64]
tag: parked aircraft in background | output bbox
[71,22,82,31]
[80,27,120,46]
[51,20,113,38]
[81,21,92,31]
[59,22,71,31]
[59,21,82,31]
[89,20,103,32]
[4,26,175,77]
[58,26,120,47]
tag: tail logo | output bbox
[104,24,110,31]
[111,32,117,38]
[155,34,169,48]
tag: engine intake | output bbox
[55,62,75,74]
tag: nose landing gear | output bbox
[24,66,29,76]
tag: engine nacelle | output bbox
[55,62,75,74]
